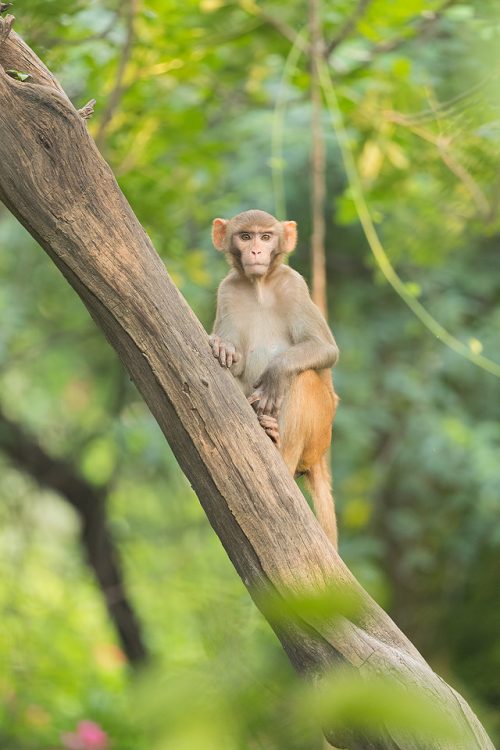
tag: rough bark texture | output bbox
[0,21,494,750]
[0,407,148,666]
[309,0,328,317]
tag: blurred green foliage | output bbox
[0,0,499,747]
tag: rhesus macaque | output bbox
[209,209,340,548]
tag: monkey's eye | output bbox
[260,233,272,241]
[239,232,252,241]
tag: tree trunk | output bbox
[0,19,494,750]
[309,0,328,317]
[0,407,148,666]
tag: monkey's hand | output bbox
[209,335,241,369]
[248,367,287,418]
[257,414,280,446]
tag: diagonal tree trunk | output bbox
[0,17,494,750]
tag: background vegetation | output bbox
[0,0,499,748]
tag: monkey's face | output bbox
[231,225,281,278]
[212,212,297,279]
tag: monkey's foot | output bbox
[258,414,280,446]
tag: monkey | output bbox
[209,209,340,548]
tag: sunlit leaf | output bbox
[358,140,384,182]
[6,69,32,82]
[405,281,422,298]
[469,337,484,354]
[301,671,462,744]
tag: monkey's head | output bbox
[212,209,297,279]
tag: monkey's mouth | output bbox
[244,264,269,277]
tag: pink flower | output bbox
[61,721,109,750]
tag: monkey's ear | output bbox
[212,218,228,251]
[282,220,297,253]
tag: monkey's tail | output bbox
[306,453,338,550]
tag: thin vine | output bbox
[269,28,500,378]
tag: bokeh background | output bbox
[0,1,499,748]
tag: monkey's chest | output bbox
[238,310,291,394]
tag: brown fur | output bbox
[280,371,339,546]
[210,210,340,548]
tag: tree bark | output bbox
[0,407,148,666]
[0,19,494,750]
[309,0,328,318]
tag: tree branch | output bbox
[79,98,96,120]
[257,10,299,47]
[239,0,308,53]
[95,0,138,149]
[56,10,122,47]
[325,0,373,58]
[309,0,328,316]
[0,406,148,667]
[0,11,13,44]
[343,0,460,75]
[0,24,494,750]
[386,110,490,218]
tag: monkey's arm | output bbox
[210,281,245,375]
[283,304,339,371]
[286,273,339,365]
[250,278,338,416]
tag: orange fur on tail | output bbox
[280,370,338,548]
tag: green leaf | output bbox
[301,671,462,743]
[469,337,484,354]
[405,281,422,298]
[6,69,32,82]
[446,4,475,21]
